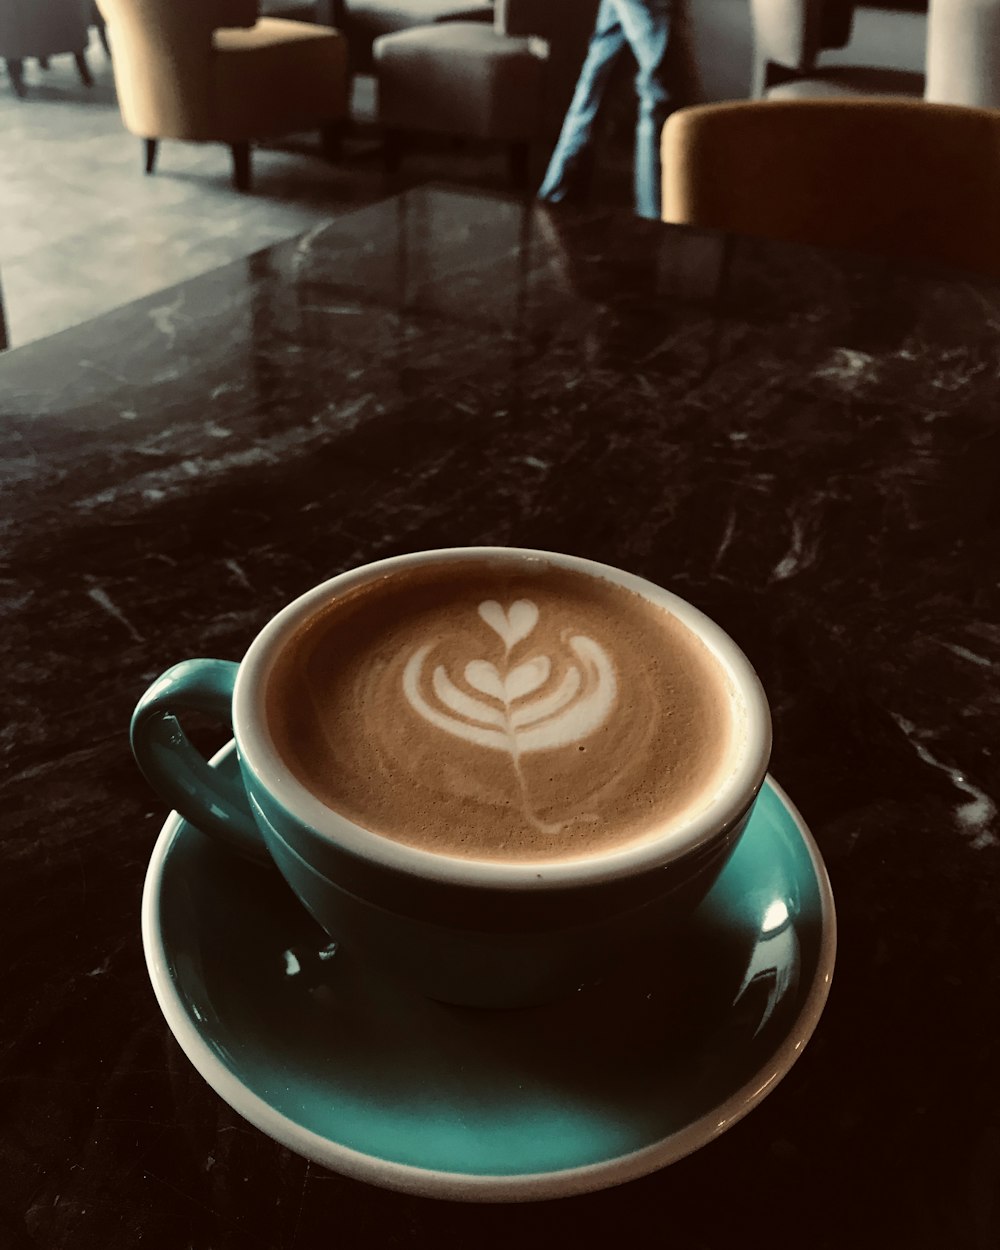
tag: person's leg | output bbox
[537,0,628,204]
[614,0,672,218]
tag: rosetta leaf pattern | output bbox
[401,600,617,832]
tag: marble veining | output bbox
[1,185,999,1248]
[890,712,998,848]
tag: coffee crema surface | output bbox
[265,559,736,862]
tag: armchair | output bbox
[661,98,1000,280]
[751,0,924,98]
[1,0,93,97]
[96,0,348,190]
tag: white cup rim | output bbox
[233,547,772,891]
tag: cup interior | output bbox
[233,548,772,891]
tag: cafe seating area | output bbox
[7,0,1000,350]
[0,15,565,347]
[0,0,945,350]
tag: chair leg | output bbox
[38,56,50,70]
[320,121,346,162]
[6,59,26,98]
[74,50,93,88]
[97,21,111,57]
[383,129,403,174]
[144,138,158,175]
[231,142,252,192]
[507,141,529,190]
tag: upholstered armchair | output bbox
[750,0,924,98]
[661,98,1000,279]
[96,0,348,190]
[1,0,93,97]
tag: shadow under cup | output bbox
[247,779,760,1008]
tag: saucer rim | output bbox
[142,749,836,1203]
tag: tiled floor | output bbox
[0,31,632,350]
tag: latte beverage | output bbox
[265,556,739,863]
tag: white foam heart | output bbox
[478,599,539,649]
[465,660,504,699]
[504,656,551,701]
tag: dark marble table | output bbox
[2,185,998,1249]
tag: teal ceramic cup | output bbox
[131,548,772,1008]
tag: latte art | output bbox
[265,558,737,862]
[402,599,617,832]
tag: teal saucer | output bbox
[142,744,835,1202]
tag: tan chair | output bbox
[1,0,93,97]
[96,0,348,191]
[661,98,1000,280]
[751,0,924,99]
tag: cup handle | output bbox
[130,659,269,864]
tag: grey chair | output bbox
[1,0,93,97]
[925,0,1000,108]
[374,0,597,183]
[751,0,925,99]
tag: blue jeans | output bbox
[537,0,672,219]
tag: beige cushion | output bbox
[661,98,1000,280]
[766,66,925,99]
[346,1,493,71]
[374,22,547,138]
